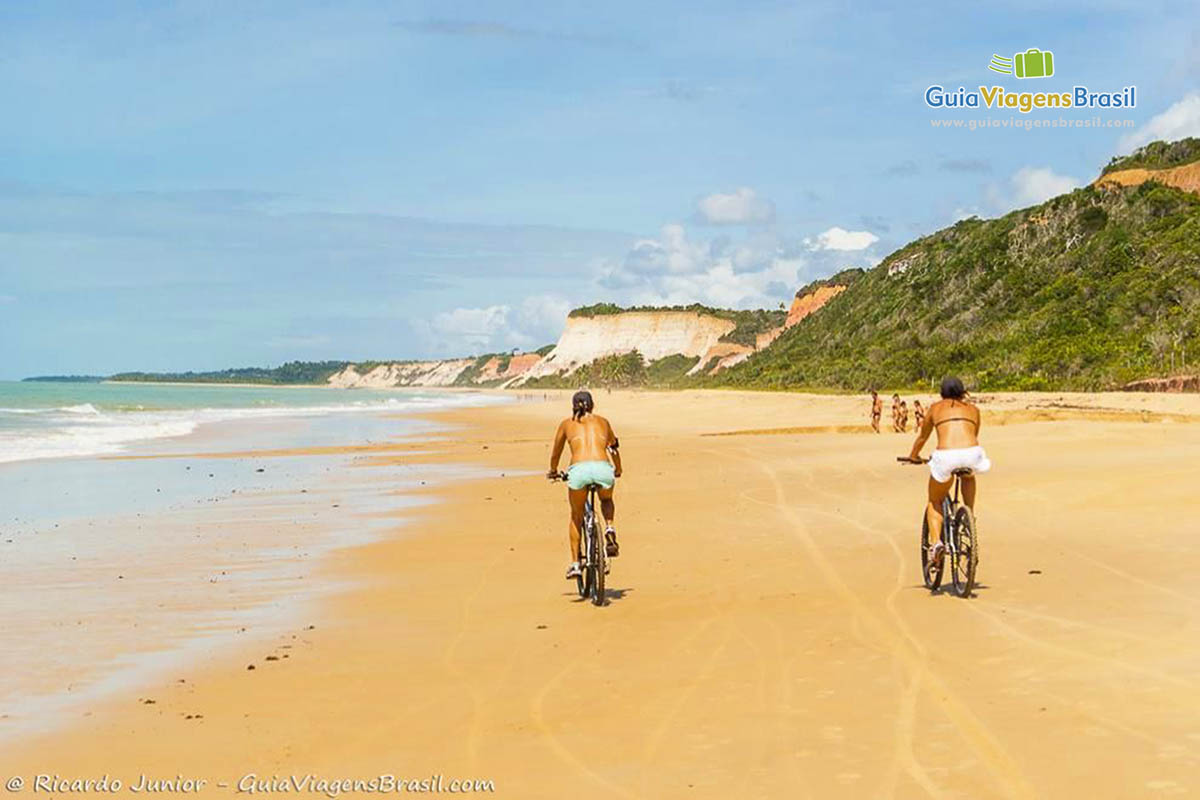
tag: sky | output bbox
[3,0,1200,378]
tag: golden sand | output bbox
[4,389,1200,798]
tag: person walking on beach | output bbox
[891,394,902,432]
[547,390,622,580]
[903,377,991,569]
[913,399,925,429]
[869,390,882,433]
[899,400,909,432]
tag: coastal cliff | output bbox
[520,310,736,382]
[514,305,788,385]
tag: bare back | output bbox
[925,398,981,450]
[557,414,616,465]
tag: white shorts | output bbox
[929,446,991,483]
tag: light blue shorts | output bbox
[567,461,615,490]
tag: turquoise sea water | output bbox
[0,381,482,463]
[0,380,509,736]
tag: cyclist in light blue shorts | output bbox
[548,391,623,579]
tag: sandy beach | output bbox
[4,389,1200,799]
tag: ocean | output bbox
[0,380,508,738]
[0,380,490,464]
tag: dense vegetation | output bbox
[450,352,519,387]
[524,352,646,389]
[710,178,1200,392]
[1102,138,1200,175]
[522,351,702,389]
[568,302,785,347]
[793,267,865,298]
[109,361,350,385]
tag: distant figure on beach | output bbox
[891,394,902,432]
[899,400,909,432]
[869,390,882,433]
[913,399,925,429]
[547,390,623,580]
[904,377,991,569]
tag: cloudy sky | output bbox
[3,0,1199,378]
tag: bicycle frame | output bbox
[581,487,598,565]
[553,471,607,606]
[939,471,970,564]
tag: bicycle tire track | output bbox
[736,450,1037,800]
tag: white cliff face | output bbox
[327,359,473,388]
[520,311,737,381]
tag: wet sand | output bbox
[4,389,1200,799]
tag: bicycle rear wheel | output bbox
[950,505,978,598]
[589,515,605,606]
[577,506,593,598]
[921,511,943,591]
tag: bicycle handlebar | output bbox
[896,456,927,465]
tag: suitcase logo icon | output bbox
[988,48,1055,79]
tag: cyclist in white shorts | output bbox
[905,377,990,567]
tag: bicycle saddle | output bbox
[951,468,974,476]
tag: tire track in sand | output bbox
[737,451,1036,800]
[783,463,948,800]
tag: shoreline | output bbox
[0,402,481,744]
[4,390,1200,797]
[20,374,1198,397]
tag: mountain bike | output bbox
[898,458,979,598]
[551,471,607,606]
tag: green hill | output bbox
[1101,138,1200,176]
[109,361,350,385]
[713,168,1200,392]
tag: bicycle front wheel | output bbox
[921,511,943,591]
[950,505,978,598]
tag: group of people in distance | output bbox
[869,390,925,434]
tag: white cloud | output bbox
[425,294,571,354]
[430,305,511,351]
[1010,167,1082,206]
[807,226,879,251]
[1119,93,1200,152]
[695,187,775,225]
[595,222,874,310]
[515,294,572,339]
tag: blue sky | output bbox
[3,0,1199,378]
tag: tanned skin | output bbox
[907,397,982,545]
[548,412,622,562]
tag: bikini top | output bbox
[935,415,978,428]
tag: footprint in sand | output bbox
[1157,744,1188,760]
[1145,780,1186,795]
[820,725,845,743]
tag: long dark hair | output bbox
[571,390,594,420]
[940,376,967,400]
